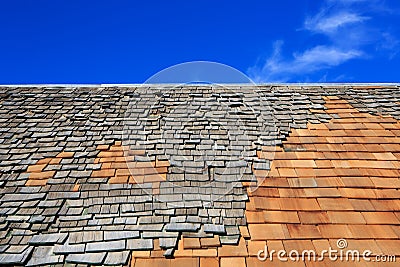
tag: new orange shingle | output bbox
[287,224,322,239]
[92,169,115,177]
[282,240,315,252]
[200,236,220,248]
[263,211,300,223]
[361,212,400,224]
[317,198,353,211]
[27,164,47,173]
[29,170,55,180]
[56,151,75,158]
[248,224,287,240]
[317,224,353,238]
[220,257,246,267]
[298,211,330,224]
[183,238,201,249]
[218,238,248,257]
[279,198,320,211]
[200,258,219,267]
[247,240,265,256]
[348,224,398,238]
[327,211,366,224]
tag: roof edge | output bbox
[0,83,399,87]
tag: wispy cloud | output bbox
[248,42,362,82]
[304,12,368,34]
[294,46,362,67]
[248,0,399,82]
[380,32,400,59]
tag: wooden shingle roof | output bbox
[0,85,399,266]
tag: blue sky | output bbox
[0,0,399,83]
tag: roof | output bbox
[0,85,400,266]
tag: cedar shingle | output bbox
[327,211,366,224]
[317,225,353,238]
[317,198,353,211]
[287,224,322,239]
[263,211,300,224]
[362,212,400,224]
[298,211,330,224]
[279,198,320,211]
[248,224,287,240]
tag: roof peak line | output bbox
[0,83,399,88]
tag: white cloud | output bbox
[304,12,368,34]
[294,46,362,68]
[379,32,400,59]
[248,0,398,82]
[248,42,362,82]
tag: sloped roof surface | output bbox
[0,85,399,266]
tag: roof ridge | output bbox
[0,83,399,87]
